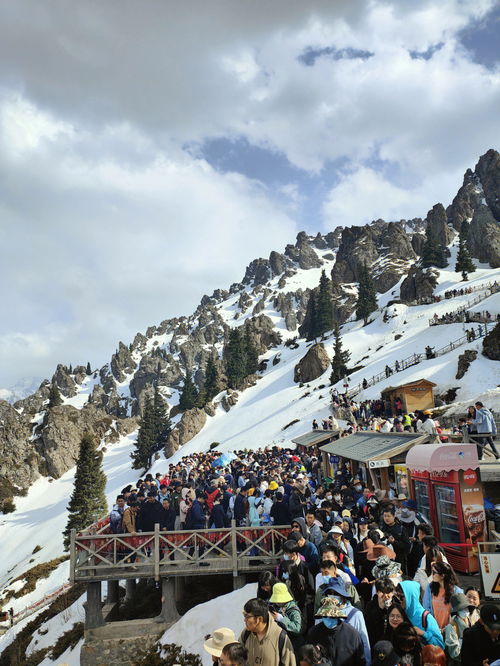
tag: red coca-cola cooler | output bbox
[406,445,486,574]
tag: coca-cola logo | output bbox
[466,512,484,525]
[463,469,477,486]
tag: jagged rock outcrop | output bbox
[243,315,282,353]
[425,203,454,247]
[482,322,500,361]
[0,401,39,491]
[331,222,415,293]
[164,407,207,457]
[221,389,239,412]
[294,343,330,383]
[447,169,483,232]
[52,364,76,397]
[285,232,323,269]
[456,350,478,379]
[400,265,439,302]
[39,405,116,478]
[325,228,343,249]
[14,380,51,415]
[312,233,327,249]
[475,149,500,221]
[242,258,273,286]
[273,290,310,331]
[468,205,500,268]
[411,233,426,256]
[110,342,137,382]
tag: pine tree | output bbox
[224,328,247,388]
[330,323,351,385]
[86,362,92,375]
[421,224,447,268]
[302,290,318,341]
[131,396,156,470]
[355,263,378,325]
[203,356,219,403]
[179,373,199,411]
[315,270,334,337]
[244,328,259,376]
[455,220,476,280]
[48,383,63,408]
[68,364,73,374]
[152,386,171,448]
[63,432,107,549]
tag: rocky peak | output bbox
[110,341,137,382]
[284,232,324,269]
[475,148,500,221]
[242,258,273,286]
[51,364,76,398]
[425,203,454,247]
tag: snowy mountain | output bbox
[0,377,43,404]
[0,149,499,663]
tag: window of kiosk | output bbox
[413,479,431,524]
[434,484,460,548]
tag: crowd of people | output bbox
[430,310,496,327]
[416,280,498,305]
[108,442,499,665]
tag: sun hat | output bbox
[269,582,293,604]
[372,640,399,666]
[399,508,416,523]
[397,493,407,500]
[372,555,402,579]
[329,526,343,535]
[341,509,351,518]
[204,627,237,657]
[450,593,470,615]
[361,539,397,562]
[315,595,349,618]
[269,481,279,491]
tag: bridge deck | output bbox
[70,523,291,583]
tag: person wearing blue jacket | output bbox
[398,580,445,648]
[189,491,207,529]
[471,401,499,459]
[291,530,320,576]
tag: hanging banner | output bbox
[394,464,409,496]
[479,548,500,599]
[459,468,486,573]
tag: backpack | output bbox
[242,627,288,666]
[422,609,430,629]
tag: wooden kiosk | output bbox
[381,378,436,416]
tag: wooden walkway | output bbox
[70,521,290,584]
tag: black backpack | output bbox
[242,627,288,666]
[184,506,193,530]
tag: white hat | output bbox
[329,526,343,535]
[204,627,237,657]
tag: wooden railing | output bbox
[70,523,291,583]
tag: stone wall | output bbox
[81,619,167,666]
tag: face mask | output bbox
[322,617,339,628]
[334,495,341,502]
[458,609,469,618]
[355,485,362,491]
[283,555,290,561]
[322,575,331,584]
[326,495,332,500]
[282,572,290,581]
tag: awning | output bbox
[406,444,479,472]
[319,432,428,463]
[291,430,340,448]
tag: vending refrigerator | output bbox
[411,468,486,573]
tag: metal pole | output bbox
[154,523,160,581]
[231,520,238,577]
[69,529,76,585]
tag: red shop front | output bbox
[406,444,486,574]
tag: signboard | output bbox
[459,468,485,573]
[394,464,409,496]
[369,459,390,469]
[479,549,500,599]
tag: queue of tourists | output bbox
[108,441,499,665]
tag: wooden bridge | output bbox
[70,518,292,634]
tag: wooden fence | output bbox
[70,522,291,583]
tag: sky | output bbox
[0,0,499,388]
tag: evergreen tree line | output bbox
[131,386,172,471]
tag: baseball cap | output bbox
[480,604,500,630]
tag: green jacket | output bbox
[275,600,303,635]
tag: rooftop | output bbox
[319,431,429,463]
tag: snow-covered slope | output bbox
[1,232,499,661]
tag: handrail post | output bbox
[70,529,76,584]
[154,523,160,581]
[231,520,238,577]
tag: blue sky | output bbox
[0,0,499,387]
